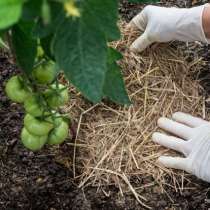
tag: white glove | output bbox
[152,112,210,183]
[129,4,210,52]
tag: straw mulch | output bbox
[63,21,209,208]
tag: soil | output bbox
[1,1,210,210]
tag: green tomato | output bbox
[24,114,53,136]
[47,119,69,145]
[21,127,47,151]
[5,75,29,103]
[37,46,44,58]
[45,112,61,124]
[24,95,45,117]
[45,84,69,108]
[32,61,56,84]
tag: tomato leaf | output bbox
[107,47,123,63]
[87,0,120,41]
[12,21,37,74]
[103,48,131,105]
[53,0,122,103]
[0,0,23,29]
[21,0,42,21]
[32,2,64,38]
[53,17,107,102]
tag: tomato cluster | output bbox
[5,61,70,151]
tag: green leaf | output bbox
[0,30,5,37]
[12,21,37,74]
[32,2,64,38]
[53,17,107,103]
[53,0,122,103]
[86,0,120,41]
[54,0,118,103]
[0,0,23,29]
[32,19,52,38]
[104,63,131,105]
[21,0,42,21]
[107,47,123,63]
[103,48,131,105]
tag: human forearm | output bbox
[129,4,210,52]
[203,5,210,39]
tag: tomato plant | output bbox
[1,0,155,151]
[1,0,131,105]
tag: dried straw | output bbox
[63,21,209,208]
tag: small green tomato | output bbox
[24,114,53,136]
[47,119,69,145]
[32,61,56,84]
[21,128,47,151]
[24,95,46,117]
[5,75,29,103]
[45,84,69,108]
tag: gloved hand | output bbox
[152,112,210,182]
[128,4,210,52]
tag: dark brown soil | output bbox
[1,1,210,209]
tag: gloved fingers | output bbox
[130,33,153,52]
[157,156,189,171]
[172,112,209,128]
[152,132,188,155]
[158,117,193,140]
[129,9,148,31]
[127,21,139,31]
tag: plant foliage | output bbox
[0,0,156,105]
